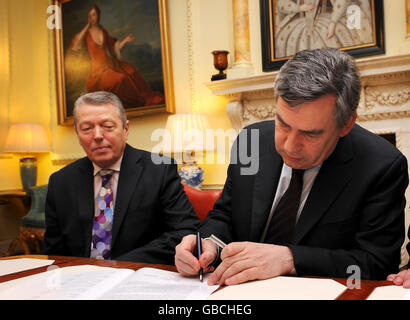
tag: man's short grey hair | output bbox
[274,48,361,127]
[73,91,127,128]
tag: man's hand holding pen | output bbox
[175,235,295,286]
[175,234,217,278]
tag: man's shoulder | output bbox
[51,156,91,179]
[350,124,404,158]
[241,120,275,141]
[124,144,150,159]
[124,144,176,167]
[243,120,275,131]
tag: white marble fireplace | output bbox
[206,53,410,267]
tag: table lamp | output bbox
[4,123,50,191]
[162,114,211,189]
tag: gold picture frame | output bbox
[407,0,410,38]
[53,0,175,126]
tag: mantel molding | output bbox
[206,72,277,97]
[206,53,410,95]
[206,54,410,130]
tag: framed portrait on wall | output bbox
[260,0,385,71]
[53,0,175,126]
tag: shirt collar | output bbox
[283,162,322,175]
[93,155,123,177]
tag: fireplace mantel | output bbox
[206,54,410,131]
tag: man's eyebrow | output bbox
[299,128,324,135]
[276,112,324,135]
[276,112,289,126]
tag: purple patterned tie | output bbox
[90,169,114,260]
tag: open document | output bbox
[0,265,218,300]
[0,258,55,276]
[209,276,347,300]
[367,285,410,300]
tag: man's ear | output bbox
[124,120,130,139]
[339,112,357,137]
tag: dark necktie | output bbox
[91,169,115,260]
[264,168,305,245]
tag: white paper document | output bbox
[366,285,410,300]
[209,276,347,300]
[0,258,55,277]
[0,265,218,300]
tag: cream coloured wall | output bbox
[0,0,10,154]
[0,0,409,190]
[384,0,410,55]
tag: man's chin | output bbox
[281,154,305,169]
[91,156,114,168]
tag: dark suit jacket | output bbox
[200,120,409,280]
[42,144,200,264]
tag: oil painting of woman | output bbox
[62,1,165,116]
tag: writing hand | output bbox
[175,234,216,277]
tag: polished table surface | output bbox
[0,255,396,300]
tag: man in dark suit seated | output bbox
[42,91,200,264]
[175,48,409,285]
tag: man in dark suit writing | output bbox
[175,48,409,284]
[42,91,199,264]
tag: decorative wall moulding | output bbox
[365,86,410,109]
[206,54,410,130]
[51,154,83,166]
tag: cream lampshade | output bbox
[162,114,211,189]
[162,113,211,153]
[4,123,50,190]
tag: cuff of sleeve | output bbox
[286,244,299,276]
[204,238,221,267]
[210,246,221,267]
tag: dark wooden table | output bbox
[0,255,396,300]
[0,189,28,205]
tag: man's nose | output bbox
[94,126,103,140]
[284,131,301,153]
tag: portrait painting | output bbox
[54,0,174,125]
[260,0,385,71]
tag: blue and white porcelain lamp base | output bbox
[178,151,204,189]
[178,162,204,189]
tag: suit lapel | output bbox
[111,145,143,247]
[293,134,353,244]
[249,140,283,241]
[77,158,94,257]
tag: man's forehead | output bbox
[275,96,337,131]
[77,105,120,124]
[77,103,118,118]
[276,112,325,135]
[78,102,116,110]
